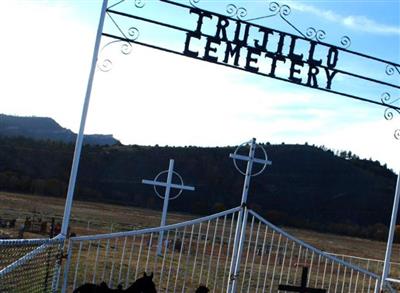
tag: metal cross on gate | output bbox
[229,138,272,205]
[228,138,272,293]
[142,159,195,255]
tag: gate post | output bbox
[228,207,249,293]
[61,241,74,293]
[50,236,66,292]
[227,138,271,293]
[381,171,400,291]
[60,0,108,237]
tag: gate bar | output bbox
[381,171,400,290]
[227,138,257,293]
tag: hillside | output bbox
[0,135,396,240]
[0,114,119,145]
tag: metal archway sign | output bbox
[59,0,400,292]
[101,0,399,132]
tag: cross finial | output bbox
[230,138,271,206]
[230,138,272,177]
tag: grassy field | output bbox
[0,191,399,265]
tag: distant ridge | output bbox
[0,114,120,146]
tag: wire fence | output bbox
[0,237,64,292]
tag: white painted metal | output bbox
[160,159,174,256]
[158,230,169,291]
[142,159,195,255]
[222,212,236,290]
[279,238,289,286]
[102,238,111,281]
[109,238,118,286]
[182,225,195,293]
[247,220,261,293]
[199,220,211,284]
[125,235,136,288]
[145,233,153,273]
[118,237,128,284]
[382,171,400,290]
[61,208,240,292]
[214,215,227,290]
[269,233,282,292]
[135,234,144,280]
[207,218,219,286]
[240,215,255,292]
[227,138,271,293]
[249,209,380,278]
[83,240,92,283]
[72,242,83,290]
[255,225,269,293]
[142,180,195,193]
[166,228,178,289]
[191,222,202,281]
[61,0,108,236]
[60,206,383,292]
[174,226,187,291]
[61,240,73,293]
[386,277,400,284]
[92,240,101,283]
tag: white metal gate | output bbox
[60,207,382,292]
[61,207,241,292]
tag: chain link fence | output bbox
[0,237,64,292]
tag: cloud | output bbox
[287,1,400,35]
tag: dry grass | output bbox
[0,191,399,263]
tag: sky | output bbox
[1,0,400,169]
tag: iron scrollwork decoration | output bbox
[304,27,350,49]
[381,92,400,139]
[102,0,400,140]
[189,0,200,8]
[305,27,326,42]
[386,64,400,76]
[97,0,145,72]
[246,2,291,21]
[383,64,399,138]
[134,0,145,8]
[98,27,139,72]
[226,4,247,20]
[395,129,400,140]
[340,36,351,49]
[213,1,352,49]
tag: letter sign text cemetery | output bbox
[184,8,339,90]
